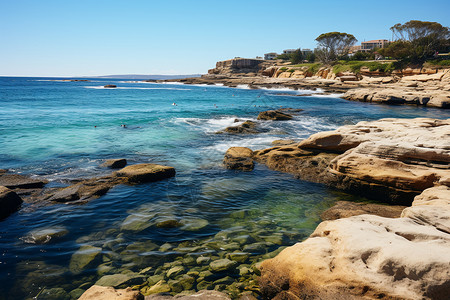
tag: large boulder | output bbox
[255,118,450,204]
[0,186,23,219]
[78,285,143,300]
[223,147,254,171]
[115,164,176,183]
[260,185,450,300]
[257,110,293,121]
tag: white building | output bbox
[264,52,278,60]
[283,49,297,54]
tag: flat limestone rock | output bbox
[0,186,23,219]
[0,173,48,189]
[260,186,450,300]
[79,285,143,300]
[115,164,176,183]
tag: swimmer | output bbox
[121,124,127,128]
[172,102,177,106]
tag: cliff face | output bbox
[207,58,273,75]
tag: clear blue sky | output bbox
[1,0,449,77]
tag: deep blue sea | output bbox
[1,77,449,299]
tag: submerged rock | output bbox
[115,164,176,183]
[69,245,102,274]
[0,186,23,219]
[95,273,145,289]
[209,259,238,273]
[180,218,209,231]
[24,226,69,244]
[78,285,142,300]
[223,147,254,171]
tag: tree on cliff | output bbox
[379,20,450,61]
[315,32,357,64]
[290,49,303,64]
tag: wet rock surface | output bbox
[102,158,128,169]
[115,164,176,183]
[0,186,23,219]
[257,110,293,121]
[320,201,406,220]
[223,147,254,171]
[218,120,260,134]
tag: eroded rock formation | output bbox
[259,185,450,300]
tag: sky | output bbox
[1,0,449,77]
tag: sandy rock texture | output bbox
[343,69,450,108]
[260,185,450,300]
[78,285,143,300]
[254,118,450,205]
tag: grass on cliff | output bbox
[332,61,395,74]
[289,63,322,74]
[425,59,450,66]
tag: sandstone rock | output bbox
[69,245,102,274]
[102,159,127,169]
[47,180,112,202]
[220,120,259,134]
[79,285,143,300]
[271,139,296,146]
[257,110,293,121]
[144,290,231,300]
[256,118,450,205]
[0,186,23,219]
[0,173,47,189]
[321,201,406,220]
[223,147,254,171]
[115,164,176,183]
[260,184,450,300]
[104,85,117,88]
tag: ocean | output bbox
[1,77,449,299]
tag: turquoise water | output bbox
[1,77,449,299]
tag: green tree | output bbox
[290,49,303,64]
[315,32,357,64]
[388,20,450,61]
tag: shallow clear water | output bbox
[0,77,449,299]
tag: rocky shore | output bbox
[223,117,450,299]
[155,58,450,109]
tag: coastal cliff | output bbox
[162,58,450,109]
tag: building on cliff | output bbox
[360,39,390,52]
[264,52,278,60]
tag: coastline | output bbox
[154,66,450,109]
[1,77,449,300]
